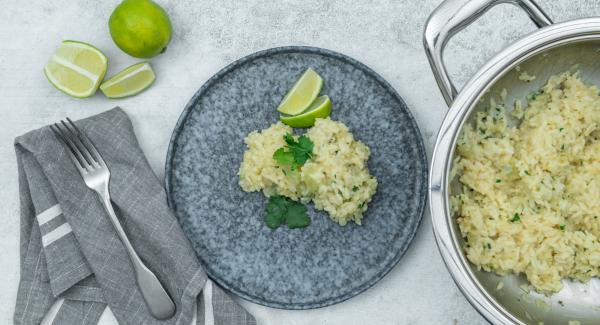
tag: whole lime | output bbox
[109,0,172,58]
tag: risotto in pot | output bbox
[451,72,600,293]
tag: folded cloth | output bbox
[13,107,256,325]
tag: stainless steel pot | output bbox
[425,0,600,324]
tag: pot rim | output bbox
[429,17,600,325]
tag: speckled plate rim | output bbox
[164,46,428,309]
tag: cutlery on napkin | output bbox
[13,107,256,325]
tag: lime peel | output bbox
[109,0,172,58]
[280,95,331,128]
[100,62,155,98]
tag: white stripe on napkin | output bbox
[36,204,62,225]
[203,280,214,325]
[190,298,197,325]
[41,223,72,247]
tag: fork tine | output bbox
[50,124,89,173]
[60,120,99,168]
[66,117,106,166]
[53,123,89,168]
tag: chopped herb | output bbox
[284,204,311,228]
[273,148,295,167]
[561,143,565,150]
[273,134,314,171]
[510,213,521,222]
[587,269,592,273]
[264,196,286,229]
[288,134,313,162]
[358,202,365,209]
[352,186,359,192]
[559,127,564,132]
[286,134,313,163]
[496,179,502,183]
[558,300,564,307]
[559,224,565,230]
[487,243,492,249]
[524,170,530,175]
[529,90,542,100]
[265,195,311,229]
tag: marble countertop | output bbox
[1,1,598,324]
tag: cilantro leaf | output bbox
[510,213,520,222]
[292,135,313,164]
[265,196,287,229]
[293,151,308,165]
[264,195,311,229]
[297,135,313,148]
[284,133,296,145]
[272,133,314,170]
[273,148,294,166]
[284,203,310,228]
[287,134,313,160]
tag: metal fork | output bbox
[51,118,176,320]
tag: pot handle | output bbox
[423,0,552,106]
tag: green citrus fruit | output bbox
[276,68,323,115]
[280,95,331,128]
[109,0,172,58]
[100,62,155,98]
[44,40,108,98]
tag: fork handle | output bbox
[97,188,176,320]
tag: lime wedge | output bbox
[44,40,108,98]
[280,95,331,128]
[277,68,323,115]
[100,62,155,98]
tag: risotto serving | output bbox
[451,72,600,293]
[239,118,377,226]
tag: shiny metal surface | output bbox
[425,1,600,324]
[424,0,552,106]
[51,119,176,320]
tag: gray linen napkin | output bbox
[13,107,256,325]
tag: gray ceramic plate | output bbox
[165,46,427,309]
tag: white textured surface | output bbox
[1,1,599,324]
